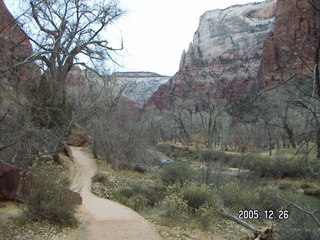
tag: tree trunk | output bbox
[317,126,320,158]
[267,127,272,156]
[283,123,297,148]
[220,209,260,237]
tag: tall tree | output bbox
[21,0,124,109]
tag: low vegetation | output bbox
[0,155,79,239]
[0,1,319,239]
[91,149,320,239]
[24,158,79,226]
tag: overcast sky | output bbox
[4,0,265,76]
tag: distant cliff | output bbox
[113,72,171,103]
[148,0,277,110]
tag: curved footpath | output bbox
[70,147,161,240]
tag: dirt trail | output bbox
[70,147,161,240]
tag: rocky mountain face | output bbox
[0,0,37,84]
[113,72,171,104]
[148,0,277,111]
[0,0,32,58]
[262,0,319,86]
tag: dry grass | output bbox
[0,202,77,240]
[0,154,79,240]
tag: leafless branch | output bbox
[277,194,320,227]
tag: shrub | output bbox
[225,154,310,178]
[196,203,218,231]
[125,194,149,211]
[199,150,225,163]
[161,162,192,185]
[92,172,109,184]
[113,183,166,210]
[181,182,220,212]
[24,160,78,226]
[159,182,221,229]
[243,155,310,178]
[159,193,189,219]
[220,179,282,212]
[278,209,320,240]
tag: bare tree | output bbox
[17,0,124,122]
[0,0,125,164]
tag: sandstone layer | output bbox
[0,0,37,83]
[113,72,171,104]
[148,0,277,110]
[262,0,320,86]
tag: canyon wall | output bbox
[148,0,277,110]
[148,0,319,111]
[262,0,319,86]
[0,0,37,84]
[113,72,171,103]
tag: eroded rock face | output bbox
[0,160,31,202]
[148,0,277,110]
[113,72,171,104]
[0,0,38,83]
[0,0,32,57]
[262,0,319,86]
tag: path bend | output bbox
[70,147,161,240]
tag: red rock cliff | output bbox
[148,0,319,111]
[0,0,37,83]
[262,0,320,87]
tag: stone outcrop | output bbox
[67,132,88,147]
[0,0,32,58]
[261,0,319,86]
[0,160,31,202]
[67,125,89,147]
[148,0,277,110]
[0,0,38,84]
[148,0,319,111]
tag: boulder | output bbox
[66,132,88,147]
[0,160,31,202]
[58,142,73,160]
[133,164,150,173]
[66,190,82,205]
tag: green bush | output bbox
[196,203,218,231]
[220,179,282,212]
[159,193,189,219]
[159,182,221,230]
[225,154,310,178]
[161,162,192,185]
[199,150,225,163]
[181,182,219,212]
[248,157,310,178]
[124,194,149,211]
[92,172,109,184]
[113,183,166,210]
[24,161,78,226]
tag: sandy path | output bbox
[70,147,161,240]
